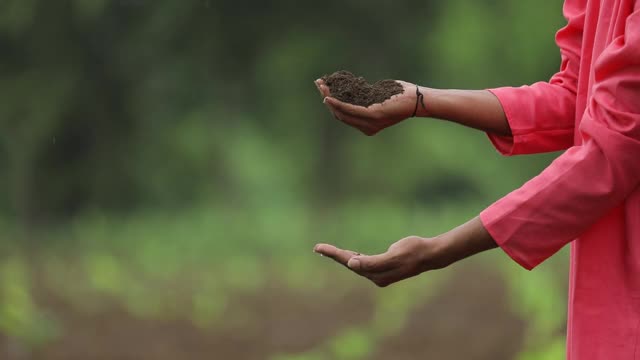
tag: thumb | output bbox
[347,253,394,273]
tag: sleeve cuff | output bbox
[486,87,575,156]
[480,207,537,271]
[486,88,521,156]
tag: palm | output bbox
[315,79,418,136]
[313,236,434,288]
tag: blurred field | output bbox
[1,0,570,358]
[1,207,568,359]
[5,263,529,360]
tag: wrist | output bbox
[418,235,455,271]
[431,217,498,269]
[415,86,433,117]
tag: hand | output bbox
[314,79,420,136]
[313,236,444,288]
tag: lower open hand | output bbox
[313,236,440,288]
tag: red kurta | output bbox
[479,0,640,358]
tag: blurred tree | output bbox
[0,0,563,228]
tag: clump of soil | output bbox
[322,71,404,107]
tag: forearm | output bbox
[416,87,511,137]
[430,216,498,269]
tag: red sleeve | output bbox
[487,0,586,155]
[481,8,640,270]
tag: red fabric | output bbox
[480,0,640,358]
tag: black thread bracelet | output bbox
[412,85,427,117]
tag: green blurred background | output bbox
[0,0,570,359]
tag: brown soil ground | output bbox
[0,263,524,360]
[373,263,525,360]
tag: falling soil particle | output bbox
[322,71,404,107]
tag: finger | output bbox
[323,101,349,128]
[323,99,340,118]
[319,84,331,98]
[315,81,332,98]
[330,110,376,136]
[366,267,407,288]
[324,102,378,135]
[347,253,397,273]
[314,244,361,267]
[314,79,329,98]
[325,97,380,118]
[314,82,323,97]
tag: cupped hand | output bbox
[313,236,441,288]
[314,79,420,136]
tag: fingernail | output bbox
[323,97,328,104]
[347,258,361,270]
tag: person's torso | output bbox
[567,0,640,359]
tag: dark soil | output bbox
[322,71,404,107]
